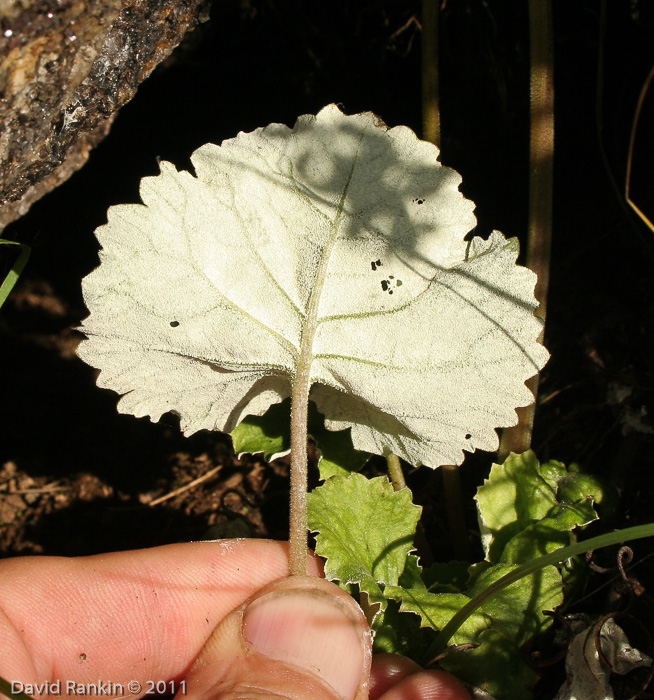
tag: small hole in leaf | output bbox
[396,280,402,286]
[381,280,389,292]
[170,321,180,327]
[465,434,471,440]
[412,197,425,205]
[371,259,382,271]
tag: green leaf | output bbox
[557,472,619,518]
[398,553,426,590]
[307,473,421,609]
[230,398,370,474]
[438,563,563,700]
[423,560,471,592]
[476,451,560,560]
[476,451,598,564]
[384,586,490,646]
[230,398,289,461]
[78,104,548,469]
[467,563,563,645]
[308,404,370,479]
[499,499,598,563]
[380,554,490,648]
[429,523,654,657]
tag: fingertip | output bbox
[369,653,422,699]
[375,669,472,700]
[183,575,372,700]
[243,577,369,700]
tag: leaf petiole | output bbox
[289,367,311,576]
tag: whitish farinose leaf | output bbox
[78,104,548,468]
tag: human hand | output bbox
[0,540,470,700]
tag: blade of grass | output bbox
[426,522,654,659]
[0,676,33,700]
[0,239,31,309]
[625,64,654,233]
[595,0,651,241]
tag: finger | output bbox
[369,654,422,699]
[375,670,471,700]
[181,575,372,700]
[0,540,322,697]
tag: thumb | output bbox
[181,575,373,700]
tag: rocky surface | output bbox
[0,0,210,230]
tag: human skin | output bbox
[0,540,470,700]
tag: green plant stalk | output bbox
[498,0,554,460]
[421,0,441,148]
[0,239,31,309]
[385,456,436,564]
[427,522,654,658]
[386,454,406,490]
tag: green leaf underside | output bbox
[78,104,548,469]
[307,473,421,610]
[230,398,370,476]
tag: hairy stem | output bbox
[289,367,310,576]
[499,0,554,460]
[288,161,358,576]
